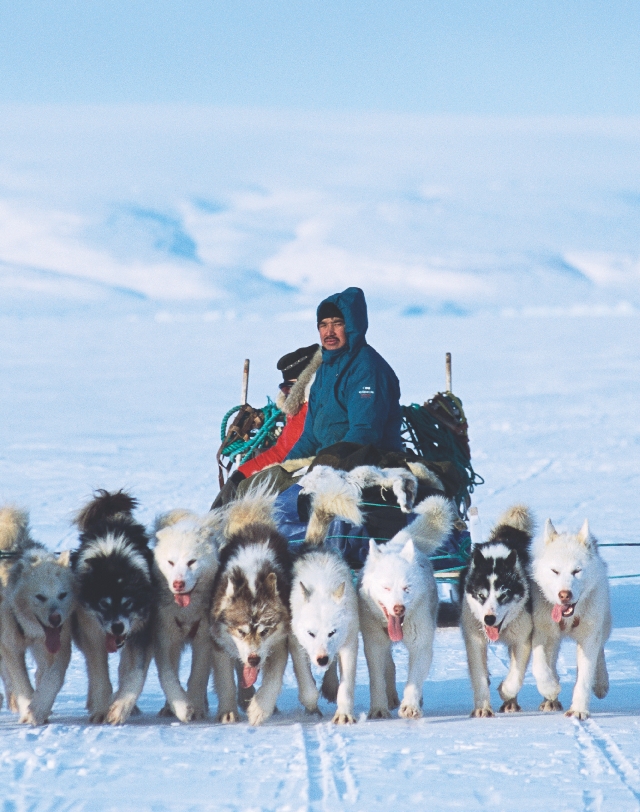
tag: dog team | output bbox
[0,463,611,727]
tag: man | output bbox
[286,287,403,460]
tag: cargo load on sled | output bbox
[216,354,483,620]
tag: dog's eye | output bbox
[121,598,134,611]
[551,569,559,575]
[58,592,68,600]
[35,594,47,602]
[403,586,410,593]
[260,629,269,637]
[187,559,196,567]
[98,598,111,610]
[383,586,391,592]
[237,629,246,638]
[168,560,174,566]
[572,568,582,575]
[328,630,336,637]
[308,631,316,638]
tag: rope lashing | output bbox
[219,399,284,465]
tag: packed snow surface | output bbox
[0,311,639,811]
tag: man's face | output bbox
[318,317,347,351]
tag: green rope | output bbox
[219,400,284,465]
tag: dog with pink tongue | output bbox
[531,518,611,719]
[358,495,454,719]
[152,509,222,722]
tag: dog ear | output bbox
[505,549,518,568]
[225,576,235,598]
[57,550,71,567]
[472,546,487,567]
[332,582,345,603]
[400,539,415,563]
[368,539,381,560]
[543,519,557,544]
[266,572,278,596]
[300,581,313,602]
[577,519,592,547]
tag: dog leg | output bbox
[212,648,239,723]
[333,635,358,724]
[498,638,532,713]
[186,632,213,721]
[106,639,153,725]
[74,614,113,723]
[321,660,339,704]
[593,646,609,699]
[566,635,602,719]
[247,638,288,726]
[289,635,320,715]
[28,633,73,726]
[0,642,34,723]
[156,632,192,722]
[384,648,400,710]
[362,623,392,719]
[400,622,434,720]
[532,632,562,712]
[463,627,494,717]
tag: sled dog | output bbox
[0,507,75,725]
[289,549,359,724]
[71,490,155,724]
[210,487,292,725]
[299,464,418,544]
[531,519,611,719]
[153,508,221,721]
[461,505,535,717]
[358,495,454,719]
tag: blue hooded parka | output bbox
[286,287,403,459]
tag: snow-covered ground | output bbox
[1,309,639,811]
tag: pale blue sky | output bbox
[0,0,639,114]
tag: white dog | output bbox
[0,530,75,725]
[358,495,454,719]
[531,519,611,719]
[289,550,359,724]
[153,509,221,722]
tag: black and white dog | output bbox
[460,505,535,717]
[71,490,155,724]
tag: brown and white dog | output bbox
[210,487,292,725]
[0,507,75,725]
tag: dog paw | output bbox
[470,707,494,718]
[387,692,401,711]
[593,684,609,700]
[367,707,391,720]
[399,701,422,720]
[173,702,195,723]
[539,699,563,713]
[565,708,589,720]
[247,699,273,726]
[88,710,107,724]
[218,710,239,724]
[332,711,356,725]
[158,703,175,718]
[499,699,522,713]
[189,706,208,721]
[305,706,322,717]
[20,708,45,726]
[105,699,135,725]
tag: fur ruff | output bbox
[276,348,323,417]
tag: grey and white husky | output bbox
[153,508,221,722]
[460,505,535,717]
[531,519,611,719]
[358,495,454,719]
[210,488,292,725]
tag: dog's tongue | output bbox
[174,593,191,608]
[484,625,500,642]
[44,626,62,654]
[105,633,119,654]
[387,614,403,642]
[552,604,564,623]
[242,665,259,688]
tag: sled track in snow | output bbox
[573,717,640,806]
[299,723,358,810]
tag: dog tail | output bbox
[74,489,138,532]
[299,466,363,545]
[494,504,535,538]
[222,482,279,540]
[0,505,31,553]
[406,495,456,556]
[153,508,197,535]
[348,466,418,513]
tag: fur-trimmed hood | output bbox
[276,347,322,416]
